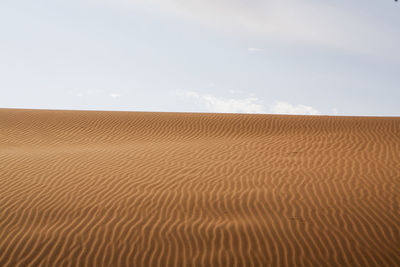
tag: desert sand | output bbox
[0,108,399,266]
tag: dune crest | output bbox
[0,109,399,266]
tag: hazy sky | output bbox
[1,0,399,115]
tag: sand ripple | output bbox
[0,109,399,266]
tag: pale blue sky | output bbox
[1,0,399,115]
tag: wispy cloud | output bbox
[110,93,121,99]
[71,90,122,99]
[179,91,266,114]
[116,0,397,58]
[270,101,320,115]
[248,47,264,52]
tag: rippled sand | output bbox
[0,109,399,266]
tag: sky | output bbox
[0,0,399,115]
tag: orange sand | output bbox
[0,108,399,266]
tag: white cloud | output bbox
[248,47,264,52]
[270,101,320,115]
[179,91,266,114]
[110,93,121,98]
[180,91,324,115]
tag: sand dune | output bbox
[0,108,399,266]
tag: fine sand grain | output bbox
[0,109,399,266]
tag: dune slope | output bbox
[0,109,399,266]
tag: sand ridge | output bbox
[0,109,399,266]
